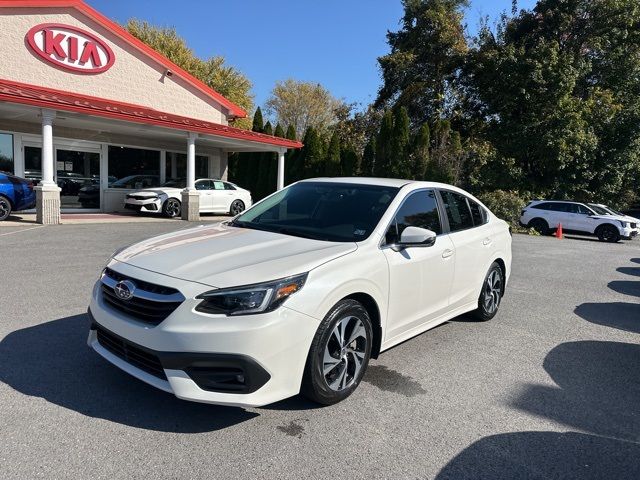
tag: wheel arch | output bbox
[341,292,382,359]
[0,192,14,209]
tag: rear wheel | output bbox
[472,262,504,321]
[597,224,620,243]
[302,299,373,405]
[0,195,12,221]
[163,198,181,218]
[528,218,550,235]
[229,199,245,216]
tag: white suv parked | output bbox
[520,200,638,242]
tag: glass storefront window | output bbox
[108,146,160,188]
[0,133,13,174]
[24,146,42,182]
[57,149,100,209]
[165,152,209,180]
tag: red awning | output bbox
[0,78,302,149]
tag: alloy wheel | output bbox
[230,200,244,215]
[483,269,502,315]
[0,198,10,220]
[322,316,368,391]
[166,199,181,217]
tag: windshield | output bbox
[162,178,186,188]
[588,204,620,216]
[232,181,399,242]
[587,204,609,215]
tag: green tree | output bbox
[126,20,254,129]
[462,0,640,204]
[375,0,469,125]
[411,123,430,179]
[374,110,394,177]
[265,79,344,139]
[325,131,342,176]
[390,107,411,178]
[299,127,326,179]
[341,144,359,177]
[255,122,274,200]
[361,139,376,176]
[284,124,299,184]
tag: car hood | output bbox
[590,214,632,223]
[129,188,178,196]
[114,223,357,288]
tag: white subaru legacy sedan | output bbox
[88,178,512,407]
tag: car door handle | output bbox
[483,237,492,246]
[442,249,454,259]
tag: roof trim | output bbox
[0,0,247,118]
[0,78,302,149]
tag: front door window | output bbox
[56,149,100,209]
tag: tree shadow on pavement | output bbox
[436,340,640,479]
[0,314,258,433]
[617,266,640,277]
[608,280,640,297]
[574,302,640,334]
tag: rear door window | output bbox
[468,199,488,226]
[440,191,474,232]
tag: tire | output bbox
[528,218,550,235]
[597,224,620,243]
[163,198,181,218]
[229,199,245,216]
[0,195,12,221]
[301,299,373,405]
[472,262,504,321]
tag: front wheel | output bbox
[301,299,373,405]
[472,262,504,321]
[597,224,620,243]
[163,198,181,218]
[0,195,12,221]
[229,199,245,216]
[528,218,550,235]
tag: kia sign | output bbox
[26,23,115,74]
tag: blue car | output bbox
[0,172,36,221]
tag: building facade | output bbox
[0,0,301,223]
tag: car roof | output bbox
[298,177,459,190]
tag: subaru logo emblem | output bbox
[114,280,136,301]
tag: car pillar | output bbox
[35,108,61,225]
[181,131,200,221]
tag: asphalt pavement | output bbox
[1,223,639,479]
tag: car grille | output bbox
[101,268,184,325]
[95,324,166,380]
[631,222,637,229]
[126,195,155,201]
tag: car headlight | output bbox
[619,220,630,228]
[195,273,308,316]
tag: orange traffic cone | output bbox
[555,223,563,239]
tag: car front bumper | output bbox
[87,264,320,407]
[124,197,162,213]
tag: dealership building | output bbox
[0,0,301,223]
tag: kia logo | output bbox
[26,23,115,74]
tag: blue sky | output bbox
[87,0,537,113]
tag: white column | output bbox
[277,149,286,190]
[186,132,197,190]
[219,150,229,181]
[41,109,56,186]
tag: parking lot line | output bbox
[0,225,45,236]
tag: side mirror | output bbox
[392,226,437,251]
